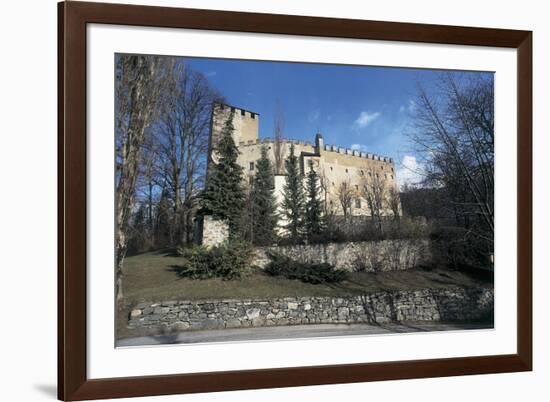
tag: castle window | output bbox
[355,185,359,191]
[330,166,333,171]
[381,165,384,170]
[231,107,235,112]
[391,167,394,172]
[330,200,334,206]
[360,170,364,176]
[345,169,348,173]
[391,175,394,180]
[249,162,254,171]
[241,109,246,116]
[219,104,225,110]
[355,199,361,209]
[368,171,372,177]
[332,182,335,187]
[251,113,256,119]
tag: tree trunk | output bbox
[115,223,127,301]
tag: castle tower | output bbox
[315,132,324,153]
[210,103,259,151]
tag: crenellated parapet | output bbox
[237,138,315,149]
[235,137,392,163]
[322,143,393,163]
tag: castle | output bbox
[208,103,399,224]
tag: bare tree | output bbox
[318,169,330,215]
[273,103,286,175]
[154,62,221,246]
[388,186,401,223]
[132,130,159,249]
[337,180,354,222]
[412,72,494,244]
[115,55,174,301]
[361,170,388,233]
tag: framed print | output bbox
[58,1,532,400]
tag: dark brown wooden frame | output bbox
[58,1,532,400]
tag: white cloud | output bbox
[397,155,423,189]
[353,111,381,128]
[408,99,416,113]
[308,109,320,123]
[399,99,416,114]
[351,144,368,152]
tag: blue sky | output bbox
[184,57,492,186]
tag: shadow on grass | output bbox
[427,277,466,286]
[125,247,180,258]
[154,247,180,257]
[166,265,182,273]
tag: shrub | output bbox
[385,239,426,271]
[264,254,346,284]
[430,226,492,270]
[387,216,432,240]
[176,241,253,280]
[352,242,386,272]
[278,215,432,246]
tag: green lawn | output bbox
[121,250,491,306]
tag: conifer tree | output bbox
[281,143,305,242]
[250,146,278,245]
[304,160,324,237]
[200,111,245,236]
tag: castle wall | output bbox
[236,140,398,218]
[210,103,259,152]
[208,103,400,221]
[236,140,316,184]
[309,147,398,217]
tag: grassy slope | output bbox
[121,250,492,306]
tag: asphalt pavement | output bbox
[117,321,492,347]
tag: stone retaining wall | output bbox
[128,286,493,332]
[253,239,431,272]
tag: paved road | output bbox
[117,322,492,347]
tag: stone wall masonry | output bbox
[253,239,431,272]
[128,286,493,332]
[201,216,229,247]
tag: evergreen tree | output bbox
[281,144,305,242]
[200,111,245,236]
[304,160,324,237]
[251,146,278,245]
